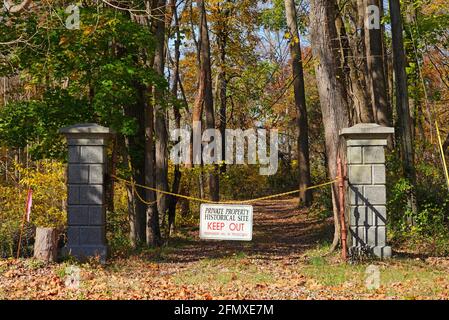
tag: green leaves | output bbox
[0,91,92,159]
[1,4,166,158]
[260,0,307,32]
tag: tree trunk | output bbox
[365,0,392,127]
[197,0,219,201]
[337,5,373,124]
[167,0,183,236]
[145,88,161,246]
[34,227,58,262]
[192,0,203,167]
[380,0,391,114]
[116,136,139,248]
[310,0,350,251]
[218,35,227,175]
[217,1,230,174]
[127,2,161,247]
[179,182,191,217]
[124,89,147,247]
[389,0,418,219]
[284,0,312,207]
[152,0,169,233]
[125,182,138,247]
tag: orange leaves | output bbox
[82,25,96,37]
[2,203,449,300]
[58,36,68,46]
[2,255,449,300]
[204,292,215,300]
[3,269,21,278]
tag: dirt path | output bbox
[162,199,333,263]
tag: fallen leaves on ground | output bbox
[1,200,448,300]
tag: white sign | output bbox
[199,204,253,241]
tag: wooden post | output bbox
[338,156,347,261]
[33,227,58,262]
[16,188,31,259]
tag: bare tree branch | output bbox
[4,0,32,13]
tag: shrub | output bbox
[0,161,66,257]
[386,149,449,255]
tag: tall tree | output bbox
[196,0,219,201]
[154,0,170,232]
[337,1,373,124]
[146,0,167,246]
[117,11,148,247]
[364,0,391,126]
[310,0,350,250]
[144,86,161,246]
[389,0,418,218]
[124,86,147,247]
[284,0,312,206]
[215,0,232,173]
[167,0,184,235]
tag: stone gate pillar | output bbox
[340,123,394,259]
[60,123,114,263]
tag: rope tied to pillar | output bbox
[111,174,338,205]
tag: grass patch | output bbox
[309,256,327,266]
[55,261,84,280]
[302,262,366,286]
[305,241,333,258]
[56,263,70,279]
[24,259,46,270]
[378,262,448,297]
[300,254,449,298]
[172,252,273,286]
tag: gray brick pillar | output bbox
[340,124,394,259]
[60,124,114,263]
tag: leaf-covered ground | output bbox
[1,199,448,300]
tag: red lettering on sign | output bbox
[207,222,225,230]
[229,223,244,231]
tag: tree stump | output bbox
[33,227,58,262]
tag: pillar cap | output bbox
[340,123,394,139]
[60,123,115,136]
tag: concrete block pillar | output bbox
[60,123,114,263]
[340,123,394,259]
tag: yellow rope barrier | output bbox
[436,121,449,191]
[131,181,158,206]
[112,174,337,205]
[116,177,158,206]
